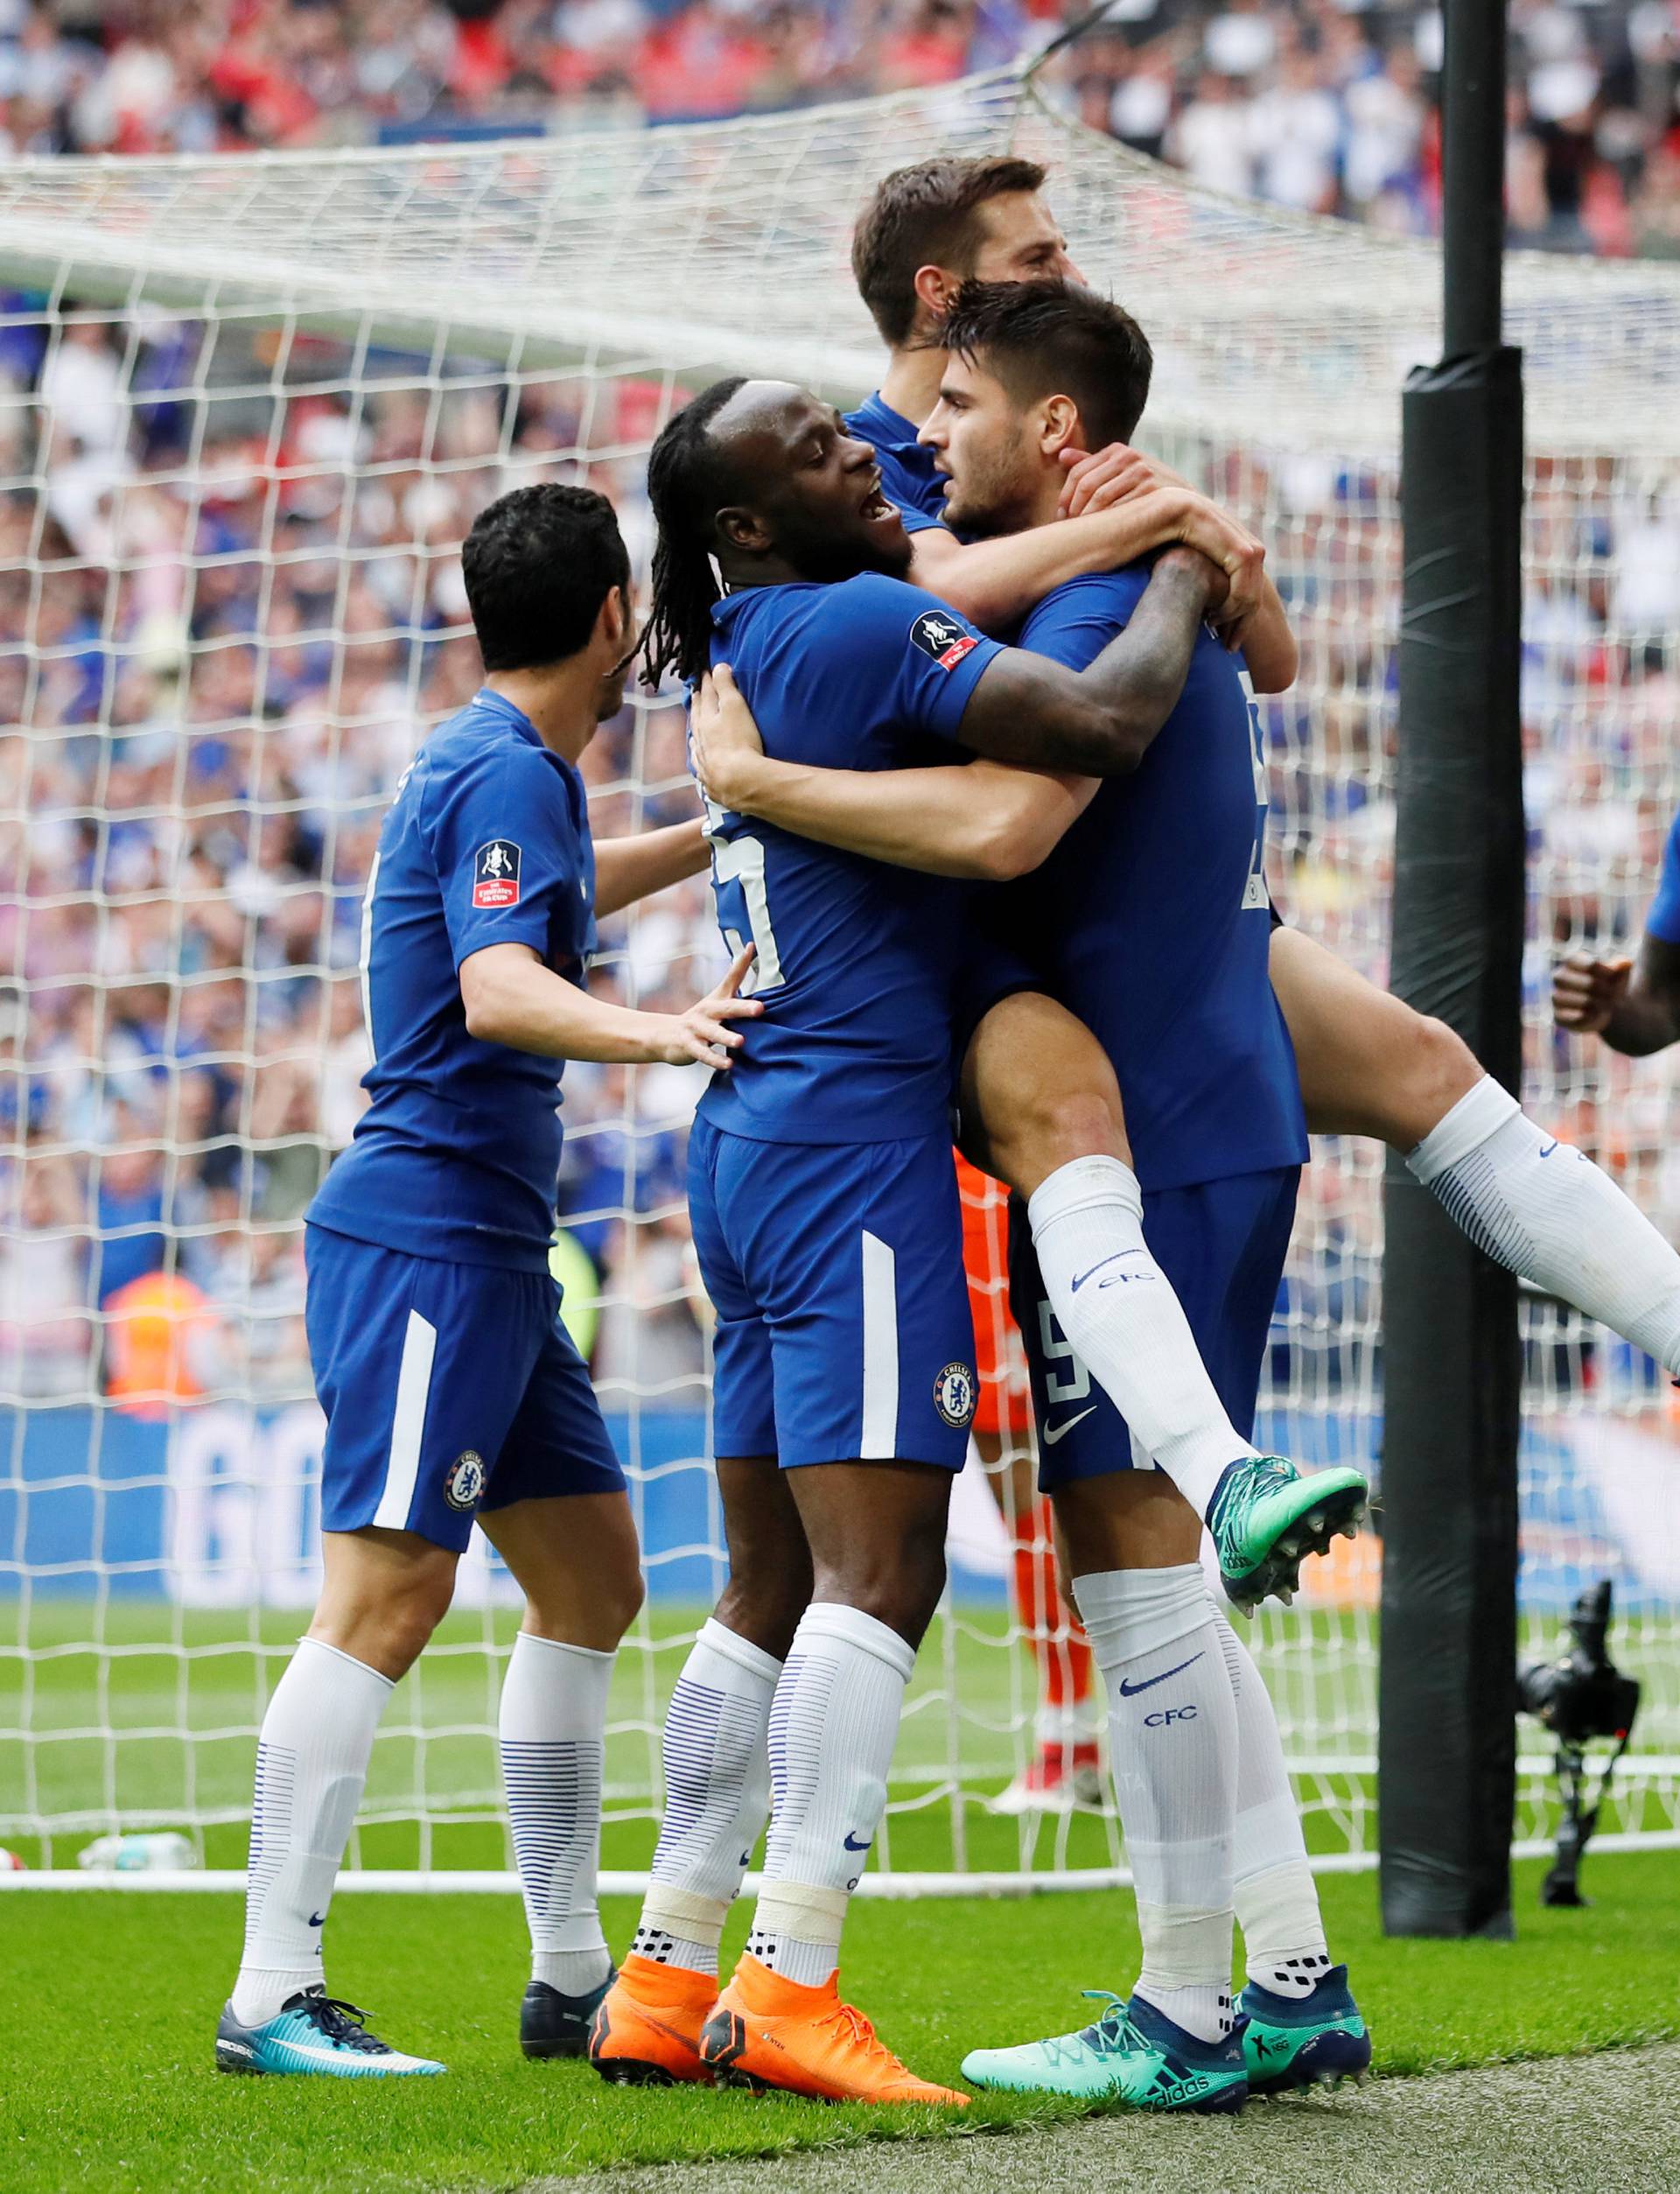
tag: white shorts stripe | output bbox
[372,1307,438,1531]
[859,1229,899,1461]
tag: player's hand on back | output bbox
[1553,950,1633,1035]
[658,943,763,1069]
[690,666,765,814]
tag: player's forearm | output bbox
[912,490,1201,634]
[592,819,710,919]
[1227,573,1298,693]
[1600,990,1680,1056]
[460,952,679,1064]
[720,751,1093,880]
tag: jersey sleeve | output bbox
[1017,569,1147,674]
[1647,810,1680,943]
[426,747,585,970]
[832,574,1005,745]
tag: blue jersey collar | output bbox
[853,389,920,446]
[469,685,543,747]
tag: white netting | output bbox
[4,64,1680,1876]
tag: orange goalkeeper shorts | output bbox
[956,1149,1032,1439]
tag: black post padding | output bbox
[1378,346,1525,1938]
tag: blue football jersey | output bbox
[699,572,1002,1144]
[309,687,597,1271]
[1646,809,1680,942]
[1004,566,1307,1192]
[845,392,946,532]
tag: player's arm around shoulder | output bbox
[691,664,1095,882]
[955,545,1228,776]
[459,940,761,1069]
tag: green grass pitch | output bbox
[7,1852,1680,2193]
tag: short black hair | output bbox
[851,155,1048,347]
[942,278,1153,448]
[461,483,630,672]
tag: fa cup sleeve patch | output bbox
[472,839,522,908]
[909,607,979,671]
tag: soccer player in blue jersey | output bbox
[686,291,1349,2113]
[850,155,1680,1399]
[586,373,1289,2106]
[215,484,760,2079]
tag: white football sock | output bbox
[1410,1075,1680,1376]
[1028,1158,1256,1518]
[744,1602,914,1989]
[1208,1601,1332,1999]
[500,1630,614,1998]
[633,1617,780,1978]
[232,1636,392,2026]
[1074,1564,1236,2045]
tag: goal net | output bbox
[5,60,1680,1882]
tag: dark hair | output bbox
[850,155,1048,347]
[641,376,749,690]
[461,483,629,672]
[942,278,1153,448]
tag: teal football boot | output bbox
[1206,1454,1368,1610]
[1236,1966,1371,2094]
[214,1987,444,2077]
[962,1990,1247,2114]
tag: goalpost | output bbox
[5,59,1680,1890]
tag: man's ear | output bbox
[716,503,773,556]
[598,582,629,654]
[1037,394,1084,461]
[911,262,959,332]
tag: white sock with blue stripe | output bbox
[633,1618,781,1977]
[500,1631,615,1998]
[744,1603,915,1989]
[1027,1157,1258,1520]
[232,1636,393,2027]
[1408,1074,1680,1375]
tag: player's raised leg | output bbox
[480,1470,645,2060]
[592,1458,809,2086]
[962,1475,1247,2113]
[963,992,1365,1608]
[1273,924,1680,1374]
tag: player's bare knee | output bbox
[1378,1009,1480,1147]
[815,1539,946,1649]
[715,1555,810,1661]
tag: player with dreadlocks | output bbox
[587,375,1360,2106]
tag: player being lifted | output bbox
[587,375,1366,2103]
[850,151,1680,1408]
[214,485,759,2078]
[688,288,1360,2113]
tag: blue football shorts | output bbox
[304,1224,625,1553]
[688,1116,977,1469]
[1009,1166,1299,1492]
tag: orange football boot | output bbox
[588,1952,717,2086]
[698,1953,968,2106]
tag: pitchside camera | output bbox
[1516,1581,1641,1907]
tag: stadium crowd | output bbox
[1,0,1678,255]
[4,7,1680,1424]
